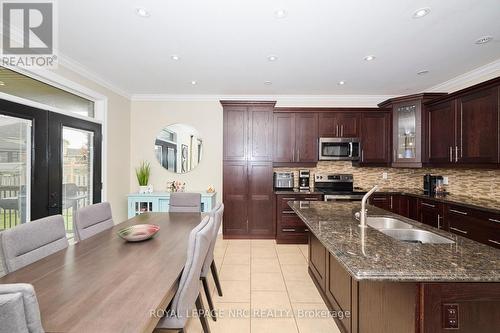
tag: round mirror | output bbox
[154,124,203,173]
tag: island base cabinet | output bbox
[308,233,500,333]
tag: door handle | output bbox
[450,226,468,235]
[449,146,453,162]
[455,146,459,162]
[341,125,344,137]
[282,228,296,232]
[336,125,339,137]
[488,218,500,224]
[450,209,468,215]
[292,148,295,162]
[488,239,500,245]
[437,214,442,229]
[421,202,435,208]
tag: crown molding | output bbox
[57,54,132,99]
[130,94,395,107]
[426,58,500,93]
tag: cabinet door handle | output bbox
[283,211,296,214]
[305,228,309,232]
[282,228,296,232]
[336,125,339,137]
[292,148,295,162]
[282,197,296,200]
[488,218,500,224]
[390,196,393,210]
[297,149,300,161]
[450,226,468,235]
[488,239,500,245]
[421,202,436,208]
[449,146,453,162]
[437,214,442,229]
[455,146,459,163]
[361,150,364,162]
[450,209,468,215]
[341,125,344,137]
[305,197,318,200]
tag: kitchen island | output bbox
[289,201,500,333]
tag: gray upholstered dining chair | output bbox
[0,283,44,333]
[200,203,224,321]
[169,193,202,213]
[73,202,114,241]
[0,215,68,274]
[155,215,214,333]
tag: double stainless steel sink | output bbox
[366,216,455,244]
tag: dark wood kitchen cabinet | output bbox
[276,193,322,243]
[379,93,446,168]
[273,112,318,164]
[359,112,391,166]
[445,204,500,249]
[222,101,276,239]
[427,78,500,167]
[419,199,445,230]
[318,112,359,137]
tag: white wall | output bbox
[130,101,223,197]
[50,65,132,223]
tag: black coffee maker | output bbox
[423,174,443,195]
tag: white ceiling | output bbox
[58,0,500,96]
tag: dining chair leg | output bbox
[201,277,216,321]
[196,293,211,333]
[210,260,223,297]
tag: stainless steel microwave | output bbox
[318,138,360,161]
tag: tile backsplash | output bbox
[275,161,500,202]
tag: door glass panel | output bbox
[0,115,30,231]
[62,127,93,238]
[396,105,417,160]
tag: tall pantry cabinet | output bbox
[221,101,276,238]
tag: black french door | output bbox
[0,99,102,233]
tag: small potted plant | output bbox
[136,161,151,194]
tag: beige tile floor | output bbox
[176,236,342,333]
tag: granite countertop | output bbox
[375,188,500,214]
[289,201,500,282]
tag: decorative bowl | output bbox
[118,224,160,242]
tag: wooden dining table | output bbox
[0,212,205,333]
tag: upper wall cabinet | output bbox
[359,112,392,166]
[379,93,446,168]
[223,106,247,161]
[426,78,500,167]
[273,112,318,165]
[318,112,359,138]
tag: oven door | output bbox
[319,138,360,161]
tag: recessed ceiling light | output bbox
[338,81,345,85]
[135,7,150,17]
[264,81,272,85]
[267,55,278,62]
[0,81,5,86]
[417,70,429,75]
[274,9,287,18]
[364,55,376,61]
[475,36,493,45]
[191,80,197,85]
[171,55,180,61]
[412,8,431,19]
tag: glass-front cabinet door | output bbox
[392,101,422,167]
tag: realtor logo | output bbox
[1,0,57,67]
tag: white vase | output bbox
[139,186,148,194]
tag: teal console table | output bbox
[127,192,217,218]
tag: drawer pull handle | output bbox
[488,218,500,224]
[283,211,296,214]
[488,239,500,245]
[282,228,296,232]
[372,198,387,201]
[282,197,296,200]
[450,227,468,235]
[450,209,468,215]
[305,229,309,232]
[305,198,318,200]
[421,202,436,208]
